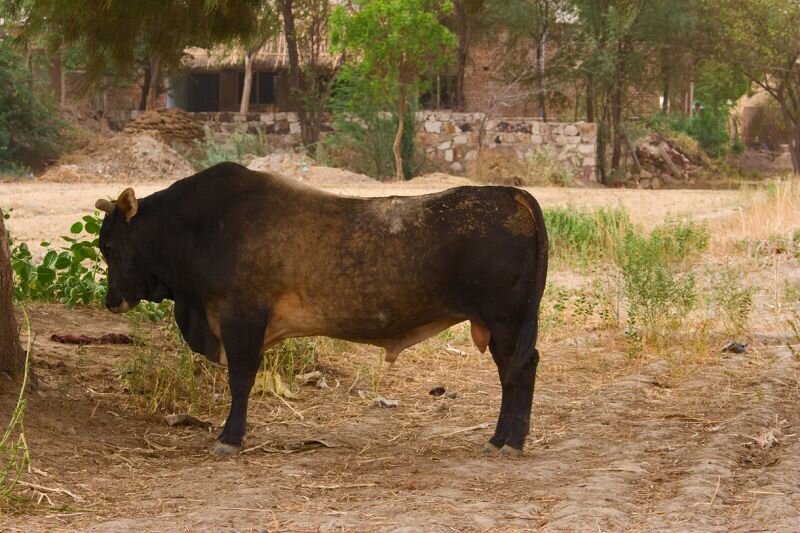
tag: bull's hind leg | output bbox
[485,326,516,453]
[486,323,540,456]
[212,315,267,458]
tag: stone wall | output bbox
[416,112,598,182]
[113,109,597,180]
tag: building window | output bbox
[186,73,220,112]
[420,75,457,110]
[237,71,276,105]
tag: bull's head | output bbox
[95,188,169,313]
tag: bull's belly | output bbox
[262,291,486,363]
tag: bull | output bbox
[95,162,548,457]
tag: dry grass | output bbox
[711,178,800,253]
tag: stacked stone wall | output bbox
[416,112,597,181]
[113,109,597,180]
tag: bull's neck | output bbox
[134,202,191,299]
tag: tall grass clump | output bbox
[616,217,709,348]
[1,310,32,503]
[544,206,632,266]
[117,315,228,415]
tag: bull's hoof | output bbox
[211,441,241,458]
[499,445,523,457]
[481,442,502,455]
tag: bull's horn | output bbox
[95,199,114,214]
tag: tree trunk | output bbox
[791,114,800,175]
[240,48,256,114]
[610,40,626,172]
[279,0,319,151]
[586,74,594,123]
[454,0,471,111]
[537,30,548,122]
[394,84,408,180]
[139,64,151,111]
[0,211,24,379]
[146,52,161,111]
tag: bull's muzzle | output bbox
[107,300,131,314]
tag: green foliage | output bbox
[543,206,632,265]
[13,0,263,86]
[615,218,709,343]
[10,213,106,306]
[330,0,456,178]
[0,37,65,171]
[645,106,733,159]
[686,105,730,157]
[321,70,422,179]
[706,266,753,336]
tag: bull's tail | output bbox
[506,191,549,382]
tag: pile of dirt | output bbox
[631,134,711,189]
[248,153,376,186]
[39,134,195,183]
[122,108,206,147]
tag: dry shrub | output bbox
[714,179,800,252]
[469,146,574,186]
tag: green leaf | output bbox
[70,222,84,234]
[36,265,56,285]
[54,253,72,269]
[85,219,101,235]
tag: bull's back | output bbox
[246,185,542,338]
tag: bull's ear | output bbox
[95,199,115,214]
[116,188,138,222]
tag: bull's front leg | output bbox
[211,315,267,458]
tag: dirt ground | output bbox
[1,175,799,532]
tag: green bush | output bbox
[706,266,753,336]
[0,37,65,172]
[320,69,422,180]
[616,218,709,343]
[10,213,107,306]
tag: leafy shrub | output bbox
[616,218,709,344]
[320,69,422,180]
[0,37,65,172]
[706,266,753,336]
[10,213,106,306]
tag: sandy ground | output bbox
[1,177,745,258]
[1,175,798,531]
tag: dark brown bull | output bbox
[95,162,548,457]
